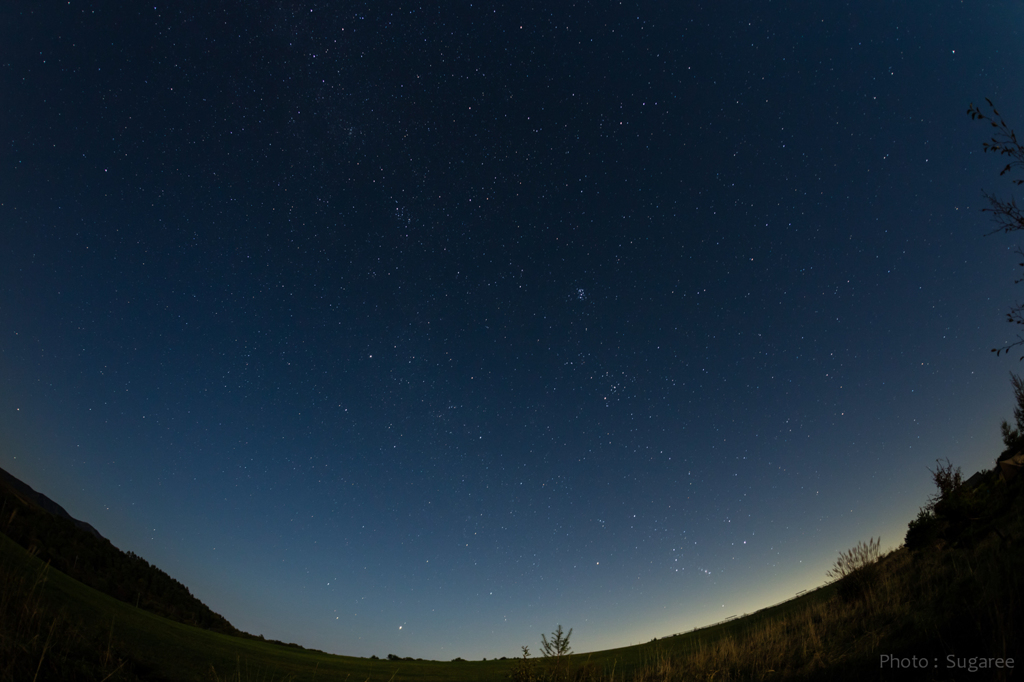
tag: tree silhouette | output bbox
[1000,371,1024,451]
[540,625,573,681]
[969,99,1024,358]
[540,624,573,659]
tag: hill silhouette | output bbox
[0,465,242,636]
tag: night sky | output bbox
[3,0,1024,660]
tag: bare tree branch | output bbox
[970,101,1024,358]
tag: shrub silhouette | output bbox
[507,646,539,682]
[905,507,942,551]
[510,626,575,682]
[826,537,881,603]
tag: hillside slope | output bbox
[0,465,241,636]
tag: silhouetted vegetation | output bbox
[511,625,595,682]
[969,100,1024,358]
[825,536,880,603]
[904,506,941,552]
[904,456,1007,553]
[507,646,539,682]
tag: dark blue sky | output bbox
[2,0,1024,659]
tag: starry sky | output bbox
[3,0,1024,661]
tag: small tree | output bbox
[1001,372,1024,453]
[507,646,538,682]
[511,626,574,682]
[1013,372,1024,430]
[1001,419,1019,450]
[929,458,984,540]
[540,624,573,660]
[541,625,573,682]
[927,458,964,512]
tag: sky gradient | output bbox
[3,0,1024,660]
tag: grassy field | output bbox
[2,463,1021,681]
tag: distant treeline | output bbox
[0,476,241,637]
